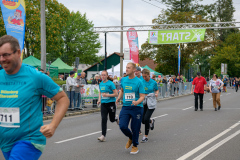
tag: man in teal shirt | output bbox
[116,63,145,155]
[0,35,69,160]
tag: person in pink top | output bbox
[191,72,207,111]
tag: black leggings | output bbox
[101,102,116,136]
[236,85,238,92]
[142,104,155,136]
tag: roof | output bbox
[22,56,58,69]
[142,65,163,76]
[84,52,121,72]
[51,58,73,73]
[139,58,158,70]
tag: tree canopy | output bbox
[0,0,102,66]
[140,0,237,77]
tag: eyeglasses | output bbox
[0,51,16,59]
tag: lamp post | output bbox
[120,0,124,76]
[40,0,46,72]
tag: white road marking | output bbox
[209,98,212,100]
[220,95,223,97]
[176,121,240,160]
[226,93,231,95]
[203,101,206,103]
[55,129,111,144]
[44,114,87,123]
[182,106,193,111]
[193,130,240,160]
[152,114,168,119]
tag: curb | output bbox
[43,94,191,121]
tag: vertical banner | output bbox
[178,44,181,76]
[126,28,139,64]
[0,0,26,60]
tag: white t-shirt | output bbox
[210,79,223,93]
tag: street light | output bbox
[120,0,124,77]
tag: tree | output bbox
[62,11,101,65]
[24,0,70,61]
[140,10,216,76]
[210,32,240,77]
[203,0,237,42]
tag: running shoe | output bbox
[130,146,139,154]
[141,137,148,143]
[115,115,119,125]
[218,106,221,110]
[125,139,132,149]
[150,119,155,130]
[139,130,142,135]
[97,135,106,142]
[215,108,217,111]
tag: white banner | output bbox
[80,85,100,99]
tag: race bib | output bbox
[0,107,20,128]
[101,93,110,99]
[125,92,135,101]
[214,86,219,89]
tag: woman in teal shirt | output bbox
[97,71,118,142]
[141,69,159,143]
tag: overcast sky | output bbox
[57,0,240,57]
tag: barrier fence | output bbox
[42,82,193,115]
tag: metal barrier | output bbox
[158,82,192,98]
[42,82,193,115]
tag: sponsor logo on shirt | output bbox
[125,86,132,90]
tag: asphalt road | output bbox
[1,88,240,160]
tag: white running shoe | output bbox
[97,135,106,142]
[115,115,119,125]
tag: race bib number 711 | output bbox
[0,107,20,128]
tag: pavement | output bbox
[1,88,240,160]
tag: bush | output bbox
[52,78,66,86]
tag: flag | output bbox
[178,44,181,76]
[127,28,139,64]
[0,0,26,60]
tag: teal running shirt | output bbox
[0,63,60,152]
[120,76,145,107]
[143,79,158,94]
[99,80,116,103]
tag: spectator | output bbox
[80,72,87,108]
[123,73,127,77]
[46,71,50,76]
[59,74,63,81]
[113,75,119,84]
[152,75,156,81]
[66,71,79,110]
[46,98,54,114]
[190,77,193,82]
[75,73,84,110]
[40,69,44,73]
[92,74,101,108]
[92,74,101,85]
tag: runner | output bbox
[0,35,69,160]
[209,74,224,111]
[235,78,239,92]
[191,72,207,111]
[222,76,228,92]
[135,66,144,135]
[97,71,119,142]
[141,69,159,143]
[135,66,144,81]
[116,62,145,154]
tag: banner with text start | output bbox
[148,29,206,44]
